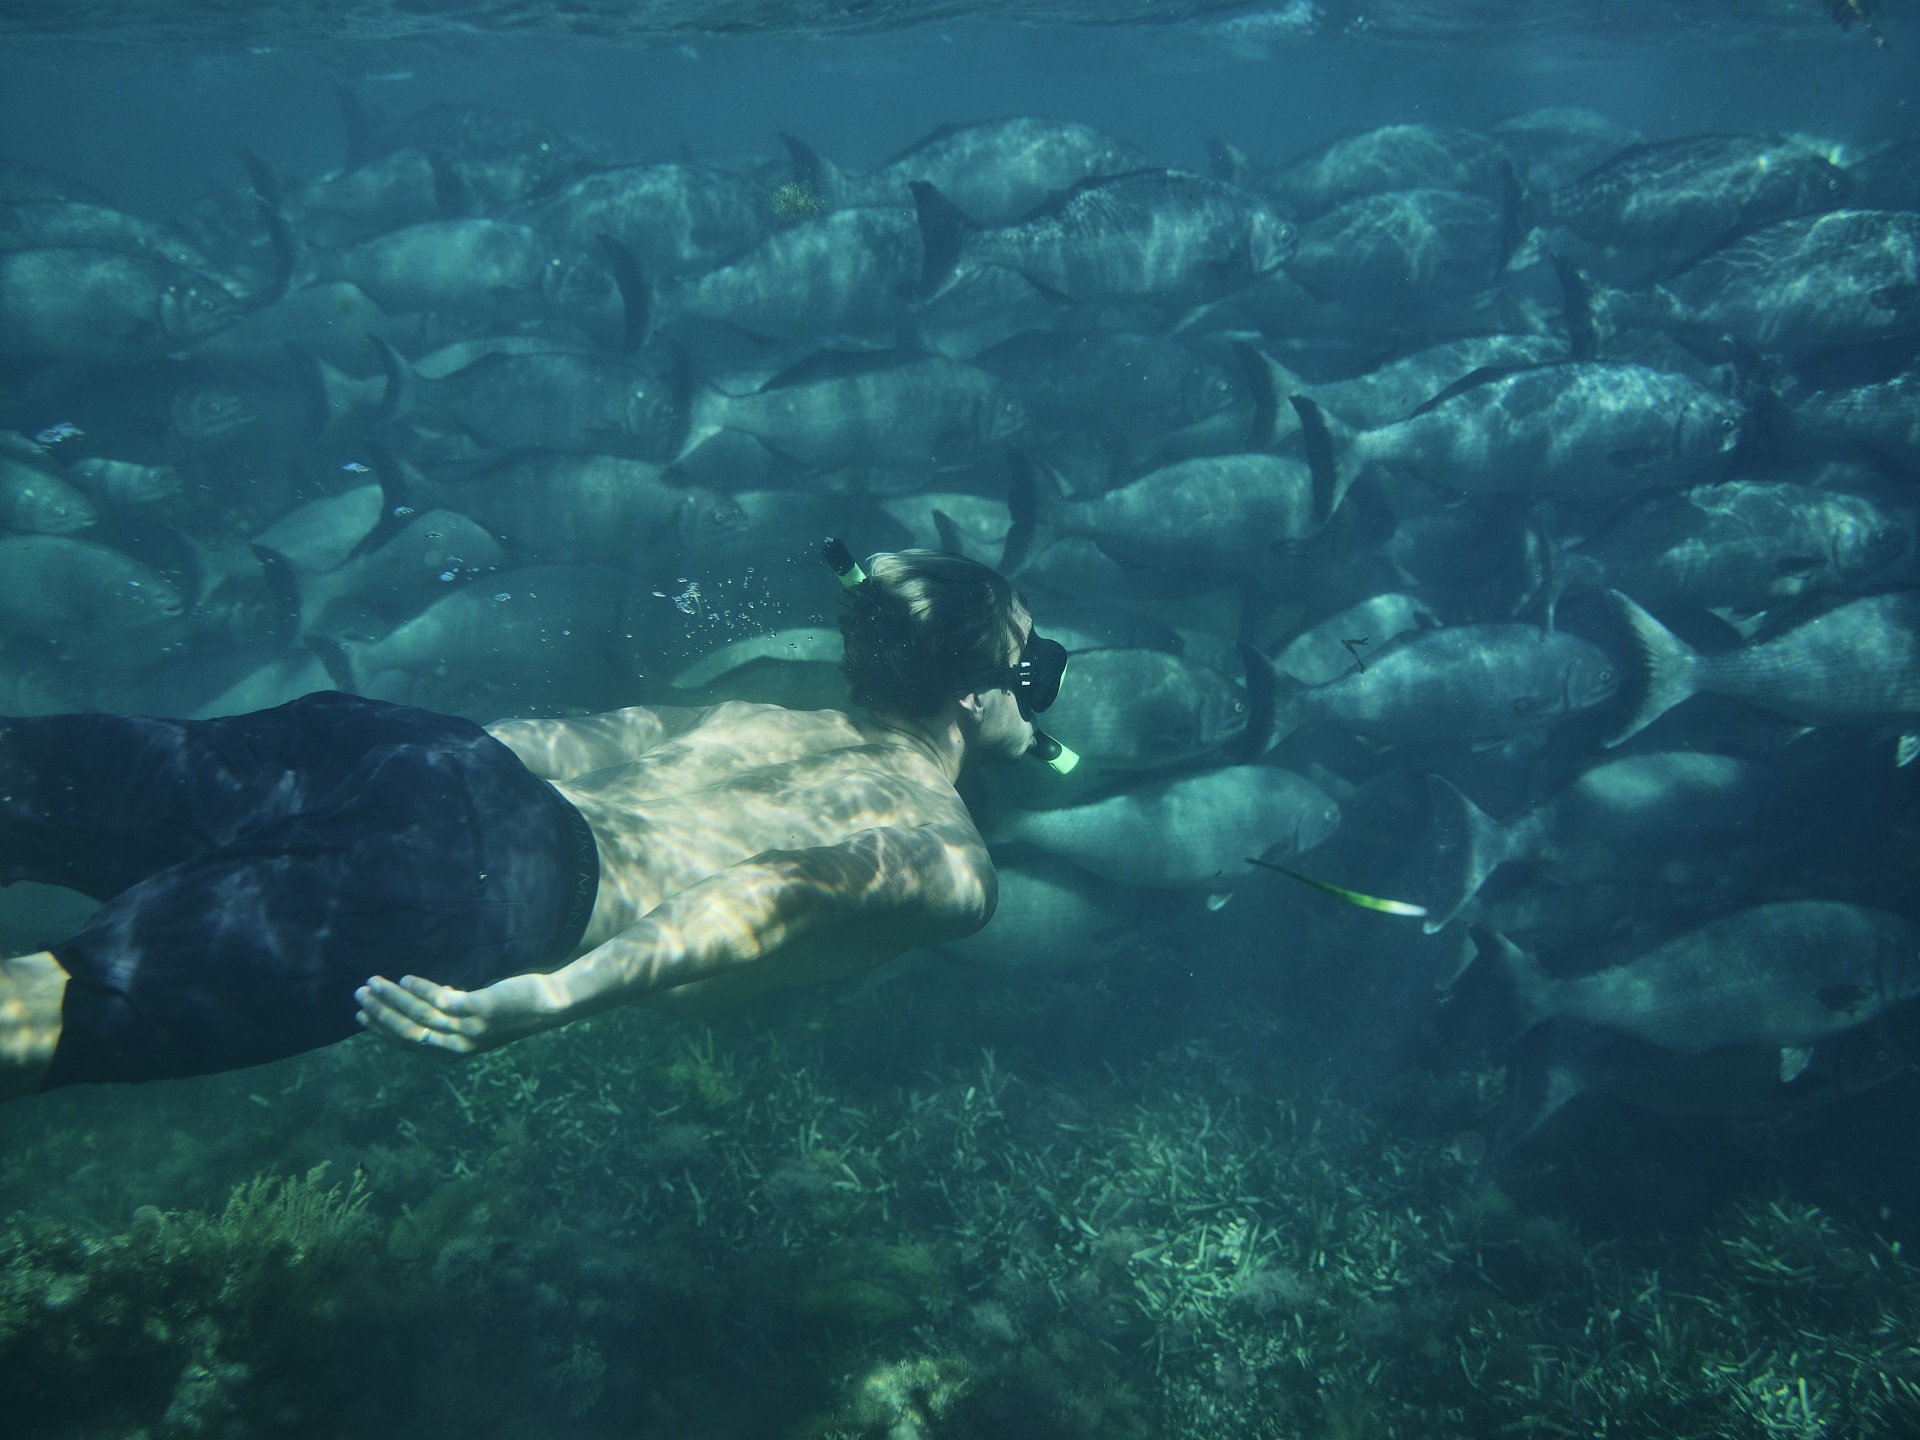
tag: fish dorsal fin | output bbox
[1408,363,1553,419]
[1011,167,1173,225]
[878,119,990,168]
[761,349,912,392]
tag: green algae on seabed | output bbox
[4,953,1920,1438]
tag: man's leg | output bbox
[0,951,66,1100]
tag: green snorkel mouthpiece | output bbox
[1030,728,1079,774]
[821,536,867,588]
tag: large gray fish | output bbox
[1493,1019,1898,1150]
[516,162,769,278]
[0,247,246,363]
[977,331,1268,465]
[913,170,1296,308]
[0,200,225,277]
[1565,210,1920,365]
[992,765,1340,888]
[1272,593,1439,685]
[1286,186,1521,320]
[1423,752,1760,933]
[1038,646,1250,772]
[1542,134,1847,279]
[1263,124,1512,216]
[293,507,505,629]
[380,337,686,460]
[1299,333,1569,430]
[617,206,921,347]
[1608,589,1920,748]
[266,148,458,249]
[1557,480,1910,612]
[1005,450,1317,579]
[0,534,185,650]
[1481,902,1920,1054]
[680,351,1025,471]
[1790,364,1920,472]
[0,433,96,535]
[1290,363,1744,512]
[939,857,1138,977]
[1257,622,1619,750]
[65,457,179,508]
[308,219,571,324]
[424,453,747,571]
[325,564,629,697]
[784,119,1146,227]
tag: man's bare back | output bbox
[487,701,997,1013]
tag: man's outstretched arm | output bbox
[355,822,995,1055]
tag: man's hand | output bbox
[355,972,571,1060]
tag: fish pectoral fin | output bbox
[1896,733,1920,768]
[1817,983,1873,1013]
[1779,1045,1815,1084]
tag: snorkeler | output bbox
[0,547,1076,1101]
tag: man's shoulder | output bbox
[692,700,866,738]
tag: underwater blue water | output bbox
[1,5,1918,1437]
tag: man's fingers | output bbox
[355,998,477,1058]
[364,975,485,1034]
[398,974,469,1013]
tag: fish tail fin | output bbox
[235,148,281,210]
[283,342,332,440]
[1000,448,1056,574]
[931,508,966,557]
[1238,641,1308,757]
[1605,589,1701,747]
[430,152,472,218]
[1203,136,1251,185]
[351,335,416,426]
[1465,925,1553,1051]
[597,233,651,354]
[369,333,411,423]
[1493,1024,1589,1152]
[779,132,844,209]
[1506,501,1567,632]
[675,383,727,466]
[247,542,303,645]
[347,441,415,561]
[911,180,981,302]
[1231,341,1281,450]
[1422,775,1511,934]
[1551,252,1609,361]
[1495,158,1525,276]
[1289,394,1361,525]
[306,632,357,694]
[254,198,295,306]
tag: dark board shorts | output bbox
[0,691,598,1087]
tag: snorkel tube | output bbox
[822,536,1079,774]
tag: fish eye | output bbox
[1721,416,1737,431]
[1599,669,1614,683]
